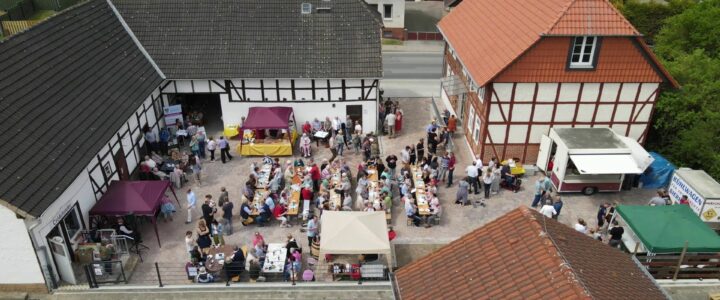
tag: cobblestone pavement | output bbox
[133,97,654,279]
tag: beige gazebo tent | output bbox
[316,211,392,280]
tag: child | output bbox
[211,219,225,246]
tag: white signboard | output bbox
[163,105,183,128]
[668,174,705,214]
[700,200,720,223]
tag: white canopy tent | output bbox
[316,211,392,280]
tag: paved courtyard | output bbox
[129,97,655,284]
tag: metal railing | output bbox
[84,260,128,288]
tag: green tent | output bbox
[616,205,720,253]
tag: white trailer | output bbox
[536,128,654,195]
[668,168,720,228]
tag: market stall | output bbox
[315,211,392,281]
[614,205,720,254]
[237,106,297,156]
[89,181,180,247]
[614,205,720,280]
[536,128,654,195]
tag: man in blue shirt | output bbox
[531,171,552,208]
[186,189,196,224]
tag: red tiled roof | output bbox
[438,0,647,87]
[494,37,663,83]
[395,206,668,300]
[546,0,640,36]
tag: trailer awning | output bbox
[570,154,645,174]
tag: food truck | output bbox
[667,168,720,229]
[536,128,654,195]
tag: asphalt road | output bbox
[381,51,443,98]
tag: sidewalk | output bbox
[382,40,444,53]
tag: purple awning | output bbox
[243,106,294,129]
[90,181,170,216]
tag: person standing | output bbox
[455,178,470,206]
[218,136,232,164]
[438,152,449,183]
[144,127,158,154]
[328,134,337,162]
[416,139,425,162]
[490,164,501,194]
[206,136,217,162]
[465,162,480,194]
[482,170,494,199]
[222,198,234,235]
[335,130,345,157]
[385,112,396,138]
[306,215,319,248]
[201,195,215,228]
[608,220,624,248]
[597,203,610,228]
[530,171,552,208]
[401,146,410,165]
[447,115,457,138]
[190,155,202,185]
[386,154,398,178]
[159,127,170,155]
[446,151,456,187]
[539,200,557,218]
[409,144,417,166]
[186,189,196,224]
[395,108,403,133]
[310,163,321,192]
[197,131,206,159]
[552,197,563,220]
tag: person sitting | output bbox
[405,201,423,227]
[256,202,271,227]
[116,218,141,242]
[273,201,290,228]
[195,267,214,283]
[240,198,254,226]
[225,245,246,280]
[425,198,442,228]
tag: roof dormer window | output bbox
[569,36,598,69]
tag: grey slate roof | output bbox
[0,0,164,217]
[112,0,383,79]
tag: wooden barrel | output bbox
[310,240,320,258]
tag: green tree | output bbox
[654,0,720,60]
[613,0,694,45]
[647,0,720,179]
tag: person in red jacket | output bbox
[310,163,321,192]
[302,121,312,135]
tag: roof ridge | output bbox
[523,207,593,298]
[106,0,166,79]
[544,0,641,36]
[543,0,578,35]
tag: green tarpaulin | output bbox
[617,205,720,253]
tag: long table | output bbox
[412,167,430,216]
[238,140,293,156]
[262,243,288,276]
[329,169,342,210]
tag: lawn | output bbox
[382,38,403,46]
[30,10,56,20]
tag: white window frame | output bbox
[301,3,312,14]
[383,4,393,20]
[468,105,476,135]
[474,117,481,143]
[569,36,597,69]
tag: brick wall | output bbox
[482,143,540,165]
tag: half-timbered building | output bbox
[438,0,677,164]
[0,0,381,290]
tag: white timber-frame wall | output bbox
[159,79,381,133]
[24,85,164,288]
